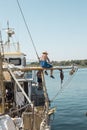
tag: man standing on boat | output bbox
[40,51,55,78]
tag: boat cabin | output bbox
[4,52,26,67]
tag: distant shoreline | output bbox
[27,59,87,68]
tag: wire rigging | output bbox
[16,0,40,61]
[16,0,79,105]
[51,68,78,102]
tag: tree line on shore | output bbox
[28,59,87,68]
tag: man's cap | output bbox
[42,51,48,54]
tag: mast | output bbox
[40,71,50,128]
[4,21,15,52]
[0,31,5,113]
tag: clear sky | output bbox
[0,0,87,61]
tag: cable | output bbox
[16,0,40,61]
[50,68,78,102]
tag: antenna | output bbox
[0,31,4,56]
[0,30,5,113]
[3,21,15,52]
[6,21,15,41]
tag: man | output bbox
[37,70,43,90]
[40,51,54,78]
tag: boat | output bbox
[0,1,78,129]
[0,22,77,130]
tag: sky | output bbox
[0,0,87,62]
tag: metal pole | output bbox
[8,66,34,109]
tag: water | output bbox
[45,68,87,130]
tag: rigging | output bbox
[16,0,40,61]
[16,0,78,104]
[50,68,78,102]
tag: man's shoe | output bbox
[44,71,48,75]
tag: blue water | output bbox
[45,68,87,130]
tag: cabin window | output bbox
[24,71,32,78]
[9,58,21,66]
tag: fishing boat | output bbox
[0,1,78,130]
[0,22,50,130]
[0,22,77,130]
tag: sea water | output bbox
[45,68,87,130]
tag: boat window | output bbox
[9,58,21,66]
[24,71,32,78]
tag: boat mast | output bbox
[5,21,15,52]
[0,31,5,113]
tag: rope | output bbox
[16,0,40,61]
[9,103,30,115]
[50,68,78,102]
